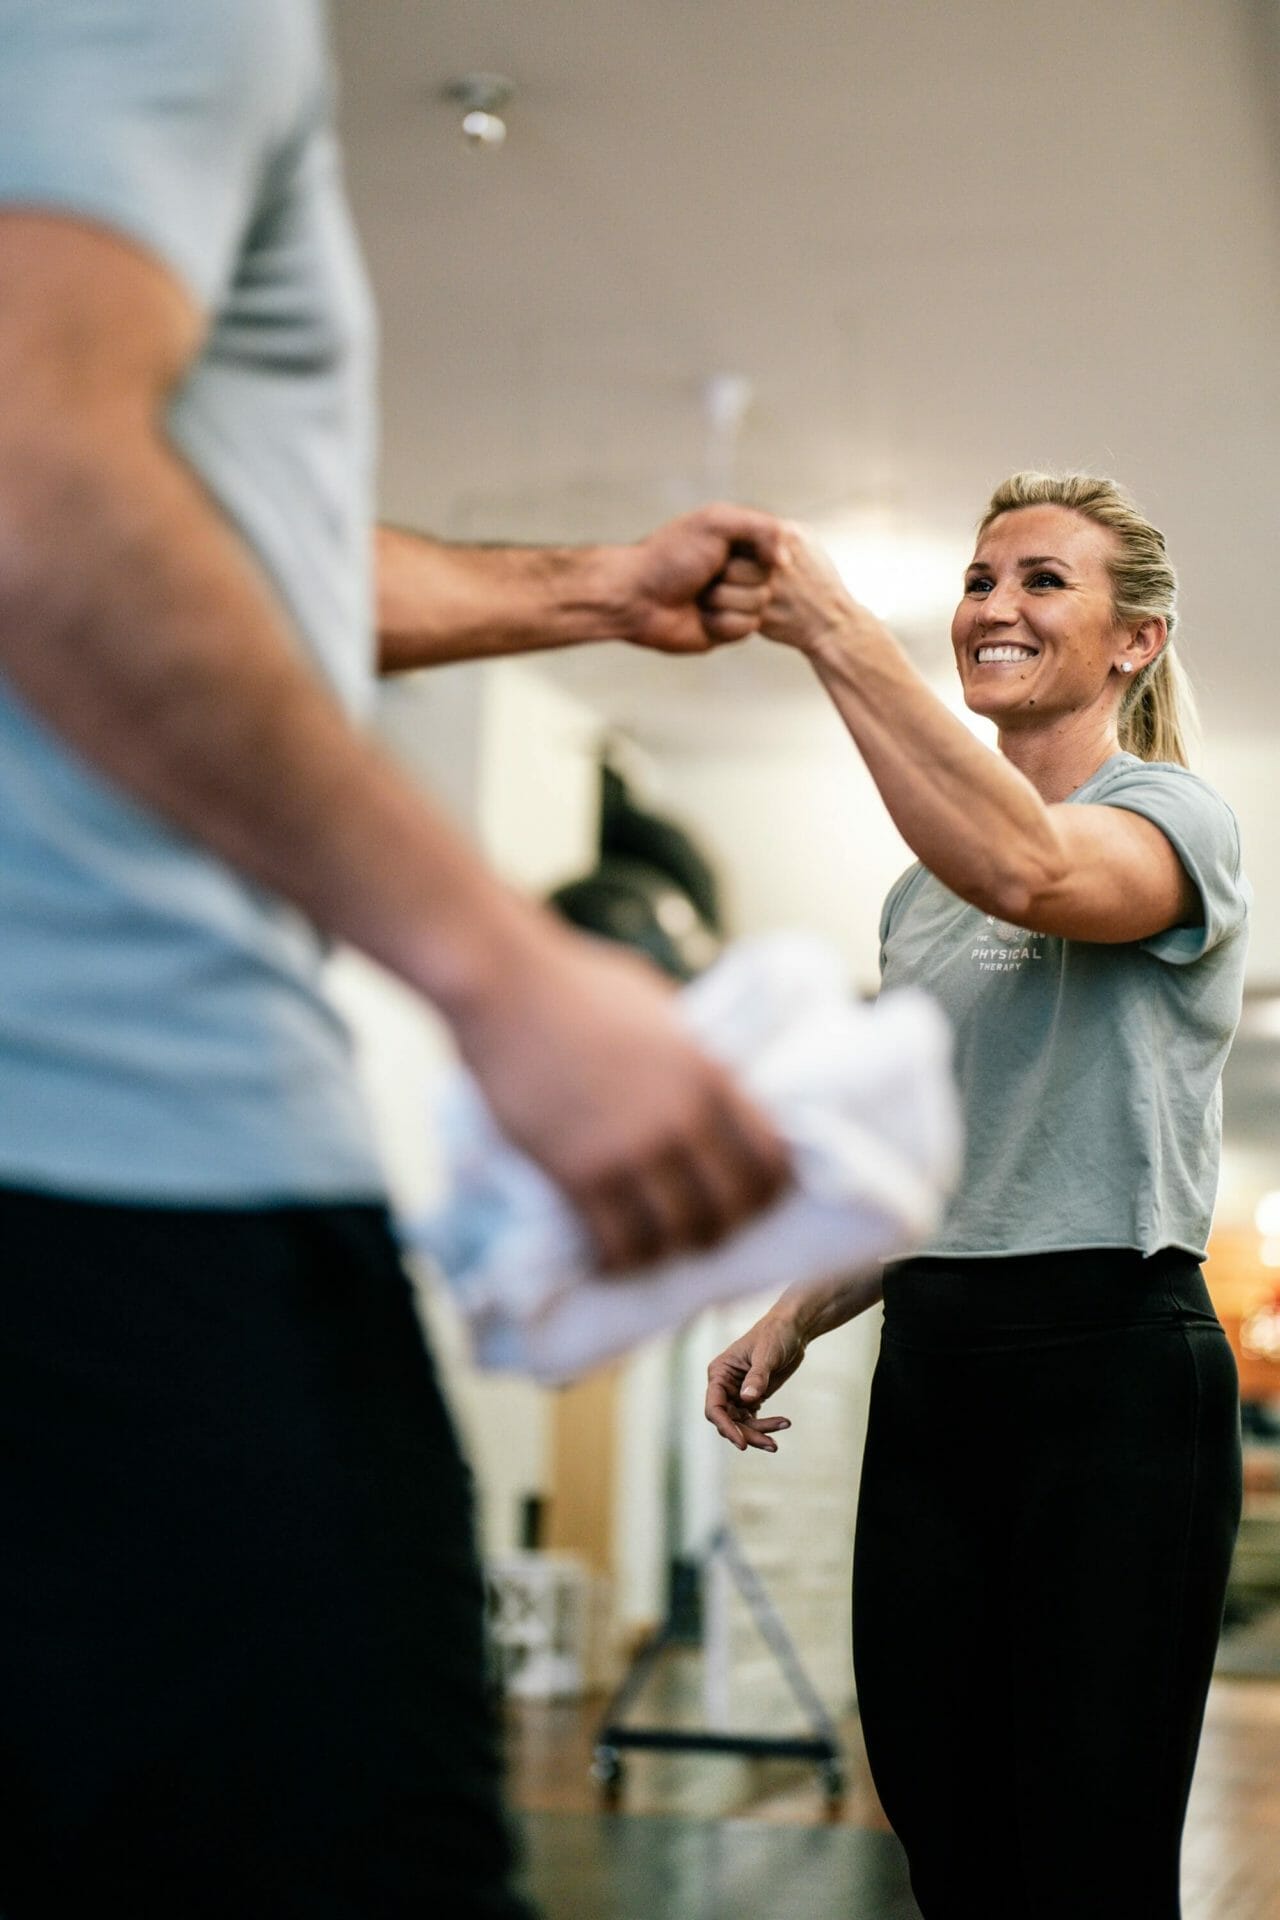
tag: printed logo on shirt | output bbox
[971,915,1045,973]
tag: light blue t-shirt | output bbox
[879,754,1250,1261]
[0,0,385,1202]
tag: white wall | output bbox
[636,717,911,995]
[332,662,604,1561]
[1202,735,1280,984]
[1187,736,1280,1233]
[631,720,893,1706]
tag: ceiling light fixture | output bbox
[444,73,514,148]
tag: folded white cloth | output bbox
[410,932,961,1385]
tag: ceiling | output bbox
[331,0,1280,741]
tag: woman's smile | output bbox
[973,643,1039,665]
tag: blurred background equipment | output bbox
[547,769,850,1809]
[548,761,722,981]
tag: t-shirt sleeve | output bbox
[1098,764,1250,965]
[879,863,922,976]
[0,0,306,309]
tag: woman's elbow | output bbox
[979,848,1070,931]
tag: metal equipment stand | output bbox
[591,1521,846,1811]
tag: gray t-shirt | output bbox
[879,754,1250,1260]
[0,0,384,1201]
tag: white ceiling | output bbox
[331,0,1280,738]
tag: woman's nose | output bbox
[976,581,1019,625]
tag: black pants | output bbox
[853,1250,1241,1920]
[0,1188,536,1919]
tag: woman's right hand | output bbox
[754,526,877,661]
[704,1314,807,1452]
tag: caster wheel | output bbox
[821,1760,846,1817]
[590,1745,625,1808]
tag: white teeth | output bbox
[976,646,1036,663]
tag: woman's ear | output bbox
[1123,615,1167,675]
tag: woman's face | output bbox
[951,505,1129,729]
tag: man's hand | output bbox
[448,920,792,1273]
[611,504,788,654]
[704,1314,806,1452]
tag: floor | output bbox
[505,1668,1280,1918]
[515,1810,918,1919]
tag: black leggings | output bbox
[0,1189,536,1920]
[852,1250,1241,1920]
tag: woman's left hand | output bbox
[705,1314,803,1452]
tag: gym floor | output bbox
[504,1667,1280,1919]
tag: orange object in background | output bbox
[1241,1287,1280,1365]
[1204,1230,1280,1406]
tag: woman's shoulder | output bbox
[1084,755,1249,961]
[1083,752,1234,816]
[1084,753,1243,865]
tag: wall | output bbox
[641,721,911,994]
[330,661,603,1562]
[1202,736,1280,986]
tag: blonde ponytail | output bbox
[1118,646,1198,768]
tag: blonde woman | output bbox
[706,475,1249,1919]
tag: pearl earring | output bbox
[1120,662,1134,675]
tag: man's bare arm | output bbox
[0,210,789,1265]
[0,216,517,1006]
[375,513,784,673]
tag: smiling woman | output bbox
[702,473,1250,1920]
[966,470,1195,767]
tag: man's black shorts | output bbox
[0,1187,536,1919]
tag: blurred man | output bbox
[0,2,787,1912]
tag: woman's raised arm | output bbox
[727,531,1194,943]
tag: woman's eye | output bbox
[965,577,993,596]
[1028,570,1064,589]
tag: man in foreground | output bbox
[0,2,787,1910]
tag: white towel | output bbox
[411,932,961,1385]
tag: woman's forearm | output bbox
[752,539,1070,921]
[746,544,1192,945]
[806,612,1066,923]
[769,1266,885,1342]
